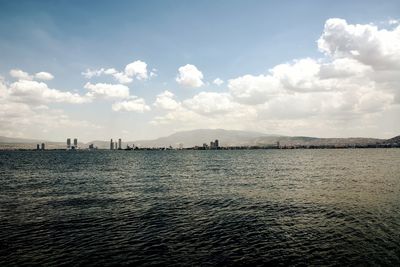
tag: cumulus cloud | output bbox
[154,90,181,110]
[318,18,400,69]
[183,92,238,115]
[82,60,149,84]
[9,80,89,104]
[35,72,54,81]
[213,78,224,86]
[151,18,400,137]
[9,69,32,80]
[228,74,281,104]
[112,97,151,112]
[176,64,204,88]
[0,77,99,138]
[84,82,130,99]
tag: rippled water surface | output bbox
[1,149,400,266]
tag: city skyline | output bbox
[1,1,400,142]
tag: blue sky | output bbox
[0,0,399,141]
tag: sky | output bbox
[0,0,399,142]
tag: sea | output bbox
[1,149,399,266]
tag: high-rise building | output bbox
[118,138,122,150]
[36,144,40,150]
[73,138,78,148]
[67,138,71,149]
[210,141,214,149]
[114,142,117,150]
[110,139,114,150]
[41,143,45,150]
[214,139,219,148]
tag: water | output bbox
[1,149,399,266]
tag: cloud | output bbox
[112,97,150,112]
[35,72,54,81]
[153,90,181,110]
[84,82,130,99]
[9,69,32,80]
[151,18,400,137]
[82,60,149,84]
[213,78,224,86]
[9,79,89,104]
[124,60,148,80]
[0,78,99,138]
[228,74,280,104]
[176,64,204,88]
[318,18,400,70]
[183,92,238,115]
[82,68,105,79]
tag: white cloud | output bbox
[82,60,149,84]
[228,74,280,104]
[213,78,224,86]
[84,82,130,99]
[112,97,150,112]
[9,69,32,80]
[318,18,400,70]
[9,79,89,104]
[81,68,105,79]
[176,64,204,88]
[124,60,148,80]
[154,90,181,110]
[183,92,238,115]
[151,18,400,137]
[0,77,99,139]
[35,72,54,81]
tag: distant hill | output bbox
[0,130,398,149]
[384,135,400,144]
[0,136,46,144]
[131,129,275,148]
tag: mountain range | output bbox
[1,129,398,149]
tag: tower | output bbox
[118,138,122,150]
[110,139,114,150]
[41,143,45,150]
[73,138,78,148]
[67,138,71,149]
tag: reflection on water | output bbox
[1,149,400,266]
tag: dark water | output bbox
[1,149,400,266]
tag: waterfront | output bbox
[1,149,400,266]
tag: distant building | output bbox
[203,143,208,149]
[67,138,71,149]
[210,139,219,149]
[110,139,114,150]
[41,143,45,150]
[88,144,95,150]
[36,144,40,150]
[73,138,78,148]
[118,138,122,150]
[114,142,117,150]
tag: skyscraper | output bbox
[73,138,78,148]
[67,138,71,149]
[36,144,40,150]
[118,138,122,150]
[114,142,117,150]
[41,143,45,150]
[214,139,219,148]
[110,139,114,150]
